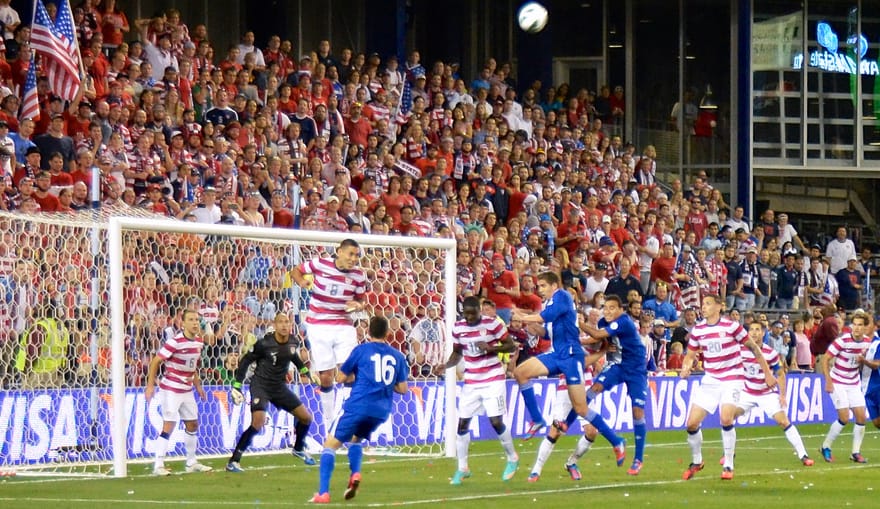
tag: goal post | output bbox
[107,217,459,478]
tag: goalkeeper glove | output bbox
[300,366,320,385]
[231,381,244,405]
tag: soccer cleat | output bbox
[185,462,213,473]
[613,440,627,467]
[523,420,547,441]
[721,467,734,480]
[820,447,833,463]
[292,448,317,466]
[450,469,472,485]
[309,492,330,504]
[152,466,172,476]
[527,472,540,483]
[343,472,361,500]
[850,453,867,464]
[502,458,519,481]
[801,455,814,466]
[682,462,704,480]
[627,459,643,476]
[225,461,244,473]
[565,463,582,481]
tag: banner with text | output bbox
[0,374,834,466]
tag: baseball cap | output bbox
[492,253,504,261]
[599,236,615,247]
[771,320,783,328]
[326,196,340,204]
[747,246,758,253]
[849,255,859,262]
[539,214,552,222]
[602,215,611,223]
[653,319,665,327]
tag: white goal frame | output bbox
[107,217,458,478]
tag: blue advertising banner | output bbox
[0,374,834,466]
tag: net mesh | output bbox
[0,210,451,476]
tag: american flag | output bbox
[20,55,40,121]
[30,0,81,101]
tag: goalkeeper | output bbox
[226,312,317,472]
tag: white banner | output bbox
[752,11,803,71]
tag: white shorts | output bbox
[737,391,784,419]
[159,389,197,422]
[830,383,866,410]
[306,323,358,371]
[691,377,743,414]
[458,381,506,419]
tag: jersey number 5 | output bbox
[370,353,397,385]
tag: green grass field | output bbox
[2,424,878,508]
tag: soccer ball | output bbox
[517,2,549,34]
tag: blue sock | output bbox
[348,442,363,475]
[519,382,544,424]
[587,409,620,446]
[564,409,578,428]
[318,448,335,494]
[633,417,647,462]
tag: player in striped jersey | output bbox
[680,294,775,481]
[145,309,212,476]
[290,239,367,431]
[820,310,871,463]
[445,296,518,485]
[734,322,813,466]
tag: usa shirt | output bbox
[827,333,870,387]
[157,332,204,393]
[452,316,507,384]
[688,317,749,382]
[299,256,367,326]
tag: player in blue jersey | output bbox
[513,272,625,463]
[858,317,880,431]
[310,316,409,504]
[580,294,648,474]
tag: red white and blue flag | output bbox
[30,0,81,101]
[20,55,40,121]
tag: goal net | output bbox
[0,211,457,478]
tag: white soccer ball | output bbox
[517,2,549,34]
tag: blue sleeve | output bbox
[646,355,658,372]
[540,290,572,323]
[395,351,409,385]
[340,346,359,376]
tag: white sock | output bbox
[687,429,703,465]
[823,420,845,449]
[154,435,169,469]
[498,428,517,462]
[532,438,556,475]
[853,423,866,454]
[456,433,471,472]
[721,427,736,469]
[784,424,808,458]
[185,430,197,466]
[319,388,336,427]
[569,435,593,463]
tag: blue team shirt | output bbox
[862,334,880,395]
[540,288,583,356]
[598,313,647,374]
[340,341,409,420]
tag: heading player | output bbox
[226,312,316,472]
[310,316,409,504]
[145,309,212,476]
[290,239,367,430]
[680,294,775,481]
[820,310,871,463]
[580,295,648,474]
[445,296,519,485]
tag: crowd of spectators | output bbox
[0,1,877,389]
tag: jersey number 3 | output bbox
[370,353,397,385]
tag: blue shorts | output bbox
[865,390,880,421]
[332,410,386,443]
[537,351,584,386]
[594,364,648,409]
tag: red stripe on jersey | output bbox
[827,333,870,386]
[741,343,779,395]
[301,256,367,325]
[452,316,507,385]
[158,332,204,393]
[688,318,748,381]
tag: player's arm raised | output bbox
[289,265,314,290]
